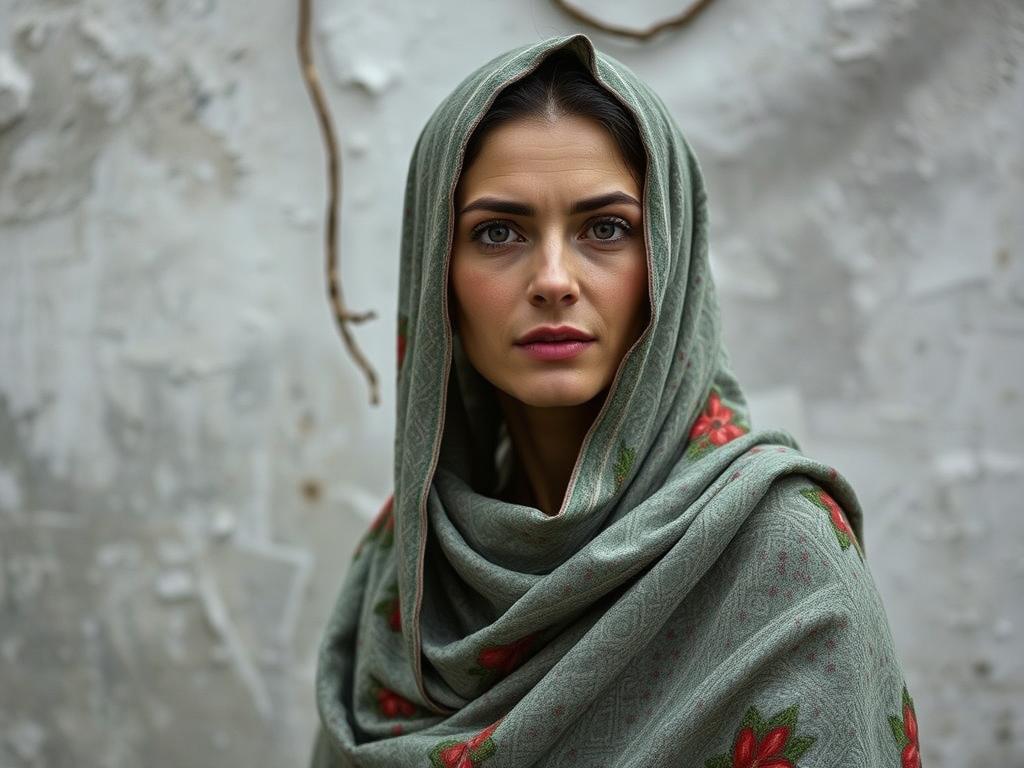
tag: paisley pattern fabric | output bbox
[310,33,917,767]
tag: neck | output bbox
[497,390,605,516]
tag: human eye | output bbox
[469,220,525,250]
[581,216,632,244]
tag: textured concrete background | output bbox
[1,0,1022,765]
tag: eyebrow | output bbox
[458,191,642,217]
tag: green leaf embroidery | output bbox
[686,436,713,460]
[783,735,816,761]
[429,740,461,768]
[889,714,908,747]
[740,705,766,736]
[766,704,799,731]
[469,738,497,763]
[889,684,918,751]
[613,442,636,490]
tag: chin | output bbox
[503,373,604,409]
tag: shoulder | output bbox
[730,470,908,684]
[710,473,917,762]
[722,470,888,629]
[744,473,863,563]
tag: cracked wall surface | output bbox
[1,0,1022,765]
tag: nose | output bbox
[528,237,579,308]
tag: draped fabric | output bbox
[311,33,918,768]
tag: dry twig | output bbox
[297,0,380,405]
[551,0,716,41]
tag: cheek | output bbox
[450,259,516,343]
[594,255,649,334]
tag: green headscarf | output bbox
[312,33,919,768]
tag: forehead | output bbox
[456,115,638,202]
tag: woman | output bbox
[311,33,920,768]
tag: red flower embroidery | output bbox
[690,390,746,446]
[473,634,536,677]
[705,705,815,768]
[818,490,852,541]
[687,389,750,460]
[429,718,503,768]
[799,486,860,556]
[888,686,921,768]
[377,686,416,718]
[732,725,793,768]
[388,599,402,632]
[901,703,920,768]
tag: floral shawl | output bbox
[310,33,919,768]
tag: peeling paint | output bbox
[0,51,32,129]
[155,568,195,602]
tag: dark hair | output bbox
[461,50,646,185]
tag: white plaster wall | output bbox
[0,0,1021,765]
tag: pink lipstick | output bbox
[514,325,596,361]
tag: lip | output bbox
[514,325,596,362]
[515,325,595,345]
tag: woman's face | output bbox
[450,115,649,408]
